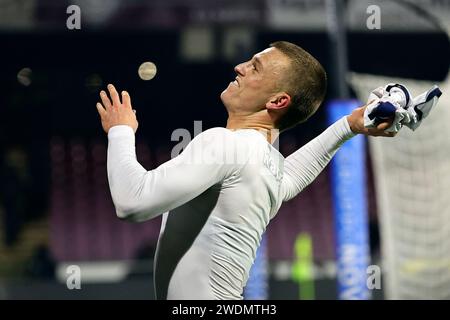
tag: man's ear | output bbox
[266,93,291,111]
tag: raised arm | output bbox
[281,104,396,202]
[96,84,235,222]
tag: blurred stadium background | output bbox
[0,0,449,300]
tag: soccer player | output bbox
[96,41,395,300]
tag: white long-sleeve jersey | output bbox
[107,116,355,300]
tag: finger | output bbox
[376,121,391,131]
[375,130,395,138]
[122,91,132,109]
[385,132,396,137]
[96,102,107,117]
[367,128,379,136]
[100,90,112,111]
[108,84,121,107]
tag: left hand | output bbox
[347,102,396,137]
[96,84,139,134]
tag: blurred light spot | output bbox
[17,67,32,86]
[180,27,214,62]
[138,62,157,80]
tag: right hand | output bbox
[347,102,396,137]
[96,84,139,134]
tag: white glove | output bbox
[403,85,442,131]
[364,83,442,133]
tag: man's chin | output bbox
[220,90,232,110]
[220,88,228,103]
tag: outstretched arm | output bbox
[281,104,395,202]
[96,85,235,222]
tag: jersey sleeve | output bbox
[281,116,356,202]
[107,126,237,222]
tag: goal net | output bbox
[350,71,450,299]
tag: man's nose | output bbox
[234,63,245,76]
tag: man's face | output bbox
[221,47,290,114]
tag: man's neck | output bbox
[226,115,279,144]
